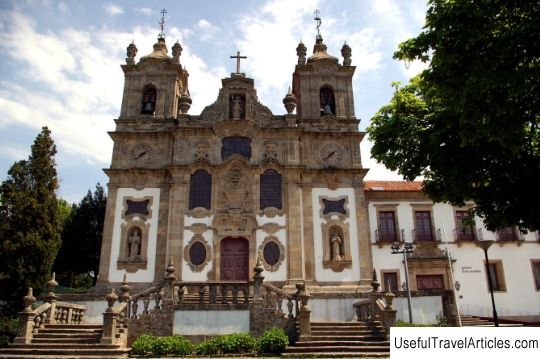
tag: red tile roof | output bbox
[364,181,423,192]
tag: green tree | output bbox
[0,127,62,313]
[54,184,106,287]
[368,0,540,231]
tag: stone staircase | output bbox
[0,324,130,359]
[460,315,523,327]
[283,321,390,358]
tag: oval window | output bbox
[263,241,280,266]
[189,242,206,266]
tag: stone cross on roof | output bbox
[230,51,247,76]
[158,8,167,39]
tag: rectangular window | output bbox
[485,261,506,292]
[414,211,434,242]
[378,211,397,243]
[455,210,474,241]
[416,274,444,290]
[382,272,399,292]
[532,261,540,291]
[497,227,521,241]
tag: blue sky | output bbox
[0,0,427,203]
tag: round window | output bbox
[189,242,206,266]
[263,241,280,266]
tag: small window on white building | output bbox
[531,261,540,291]
[485,260,506,292]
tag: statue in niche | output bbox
[229,95,246,119]
[330,233,342,260]
[128,229,142,258]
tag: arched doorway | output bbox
[220,237,249,281]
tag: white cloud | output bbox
[104,4,123,16]
[0,144,29,162]
[195,19,220,42]
[235,0,320,112]
[133,7,152,16]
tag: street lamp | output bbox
[391,241,414,323]
[476,240,499,326]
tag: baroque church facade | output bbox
[97,30,373,297]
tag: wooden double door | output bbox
[220,237,249,281]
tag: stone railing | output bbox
[262,282,297,318]
[128,286,162,318]
[174,281,250,305]
[353,270,396,339]
[14,273,87,344]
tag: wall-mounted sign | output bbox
[461,266,481,273]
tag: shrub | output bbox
[195,333,257,356]
[132,334,193,356]
[0,316,18,348]
[131,334,155,355]
[257,327,289,355]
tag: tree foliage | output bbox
[368,0,540,231]
[0,127,62,313]
[54,184,106,287]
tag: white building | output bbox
[366,180,540,323]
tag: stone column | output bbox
[14,288,36,344]
[297,282,311,341]
[354,179,374,286]
[285,172,303,282]
[165,171,187,280]
[97,184,120,284]
[101,289,119,345]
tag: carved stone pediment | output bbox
[212,210,257,236]
[409,243,447,259]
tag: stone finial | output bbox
[105,288,118,312]
[253,255,264,279]
[296,41,307,65]
[165,256,176,280]
[126,41,138,65]
[178,89,192,114]
[371,269,380,292]
[23,287,36,312]
[46,272,58,300]
[384,280,395,309]
[341,41,352,66]
[172,40,183,60]
[119,274,130,303]
[283,86,297,115]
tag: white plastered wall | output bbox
[312,188,361,282]
[256,214,287,281]
[108,188,160,282]
[369,200,540,317]
[181,215,214,281]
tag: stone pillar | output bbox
[101,289,118,345]
[97,184,120,284]
[13,288,36,344]
[44,273,58,324]
[355,182,374,286]
[381,286,397,339]
[285,173,303,282]
[165,171,187,281]
[297,282,311,341]
[162,257,176,306]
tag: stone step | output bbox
[9,343,120,349]
[0,348,130,356]
[31,338,99,344]
[45,324,103,330]
[33,333,101,339]
[285,345,390,353]
[294,340,390,347]
[310,335,386,341]
[282,352,389,358]
[38,328,102,334]
[310,329,380,335]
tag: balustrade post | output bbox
[44,273,58,324]
[252,257,264,302]
[370,269,380,321]
[381,282,397,339]
[163,256,176,306]
[119,274,130,318]
[101,288,118,344]
[14,288,36,344]
[297,282,311,342]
